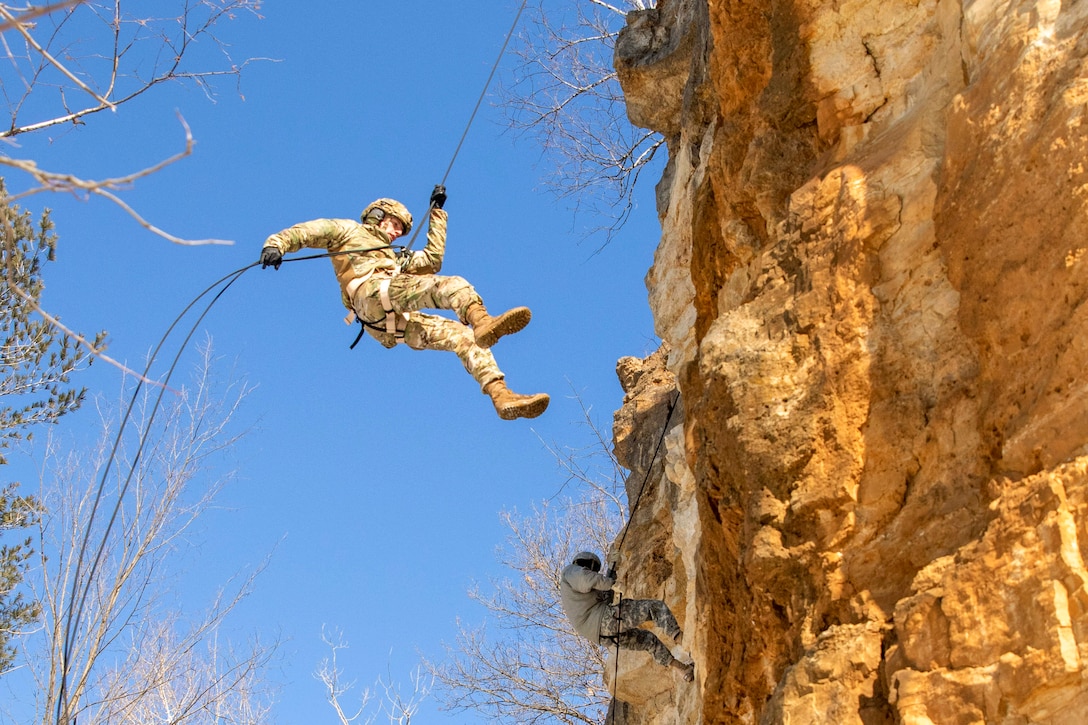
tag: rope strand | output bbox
[606,390,680,724]
[57,262,257,723]
[440,0,529,187]
[402,0,529,251]
[56,2,533,712]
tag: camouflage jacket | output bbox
[263,208,448,310]
[560,562,616,643]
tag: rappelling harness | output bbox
[342,247,413,349]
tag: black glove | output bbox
[606,566,617,580]
[260,246,283,270]
[430,184,447,210]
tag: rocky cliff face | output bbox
[609,1,1088,722]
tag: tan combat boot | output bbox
[484,380,550,420]
[464,303,531,348]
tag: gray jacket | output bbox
[560,562,615,643]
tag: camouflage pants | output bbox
[353,273,503,391]
[598,598,682,667]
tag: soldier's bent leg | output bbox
[387,274,530,349]
[464,303,532,348]
[604,601,693,679]
[616,598,683,643]
[401,312,502,391]
[612,629,676,668]
[386,274,482,318]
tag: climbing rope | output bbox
[605,389,681,723]
[57,261,256,723]
[401,0,529,252]
[615,391,680,557]
[438,0,528,187]
[56,3,535,714]
[55,245,411,720]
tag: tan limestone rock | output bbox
[607,0,1088,721]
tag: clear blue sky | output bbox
[4,2,662,721]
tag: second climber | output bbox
[560,550,695,682]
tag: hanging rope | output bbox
[55,245,412,720]
[439,0,528,187]
[401,0,529,251]
[55,4,534,714]
[56,261,257,723]
[605,389,681,724]
[615,390,680,559]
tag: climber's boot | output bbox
[484,380,550,420]
[465,303,531,348]
[671,659,695,682]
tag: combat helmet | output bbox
[361,198,413,235]
[572,551,601,572]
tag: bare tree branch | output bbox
[0,3,114,114]
[427,397,626,723]
[0,1,261,138]
[1,113,234,246]
[0,0,265,246]
[0,1,84,35]
[501,0,662,246]
[10,339,278,724]
[317,628,432,725]
[317,626,374,725]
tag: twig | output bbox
[0,113,235,246]
[0,191,165,385]
[0,2,114,111]
[0,0,84,34]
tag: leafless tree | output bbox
[426,400,627,723]
[317,627,433,725]
[501,0,662,242]
[0,186,106,675]
[0,0,264,246]
[4,338,278,724]
[0,0,263,380]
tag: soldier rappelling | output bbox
[259,185,549,420]
[560,550,695,682]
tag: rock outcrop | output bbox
[609,1,1088,722]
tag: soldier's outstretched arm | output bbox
[263,218,358,258]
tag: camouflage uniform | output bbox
[560,561,684,668]
[598,599,683,667]
[262,209,504,391]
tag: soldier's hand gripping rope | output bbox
[260,246,283,270]
[430,183,447,210]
